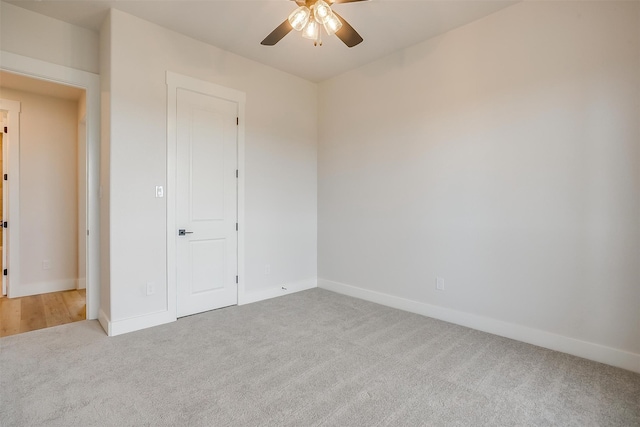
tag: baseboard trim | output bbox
[98,308,110,335]
[318,278,640,374]
[106,310,176,337]
[100,277,318,336]
[239,277,317,305]
[10,279,77,298]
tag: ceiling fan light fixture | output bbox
[261,0,364,48]
[302,19,319,40]
[288,6,310,31]
[323,13,343,36]
[313,0,332,24]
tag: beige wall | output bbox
[0,2,99,74]
[0,87,79,292]
[103,10,317,322]
[77,94,87,288]
[318,1,640,360]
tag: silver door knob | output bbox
[178,229,194,236]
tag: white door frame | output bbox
[0,98,21,298]
[166,71,246,320]
[1,113,6,295]
[0,102,19,296]
[0,51,100,319]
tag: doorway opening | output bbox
[0,71,88,336]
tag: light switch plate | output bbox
[155,186,164,198]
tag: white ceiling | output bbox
[7,0,518,82]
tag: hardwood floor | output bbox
[0,289,86,337]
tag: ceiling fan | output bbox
[261,0,368,48]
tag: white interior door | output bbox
[176,88,238,317]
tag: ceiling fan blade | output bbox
[332,11,364,48]
[261,20,294,46]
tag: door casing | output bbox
[0,51,100,319]
[0,99,20,298]
[166,71,246,321]
[0,110,15,296]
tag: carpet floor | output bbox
[1,288,638,426]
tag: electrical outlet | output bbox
[436,277,445,291]
[146,282,156,296]
[42,260,51,270]
[265,264,271,275]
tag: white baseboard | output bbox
[318,278,640,374]
[99,277,317,337]
[9,278,77,298]
[105,310,176,337]
[98,308,110,335]
[239,276,317,305]
[77,278,86,290]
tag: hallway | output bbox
[0,289,85,337]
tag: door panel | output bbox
[176,88,238,317]
[190,108,225,221]
[190,239,225,294]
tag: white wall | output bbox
[0,87,79,295]
[103,10,317,324]
[99,11,112,322]
[0,2,99,74]
[318,1,640,369]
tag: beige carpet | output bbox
[1,288,638,426]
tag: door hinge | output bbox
[3,126,7,133]
[3,221,6,229]
[236,117,239,126]
[236,169,238,178]
[236,222,238,231]
[3,174,6,181]
[236,275,238,284]
[3,269,7,276]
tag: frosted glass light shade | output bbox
[314,0,332,24]
[302,19,319,40]
[288,6,310,31]
[323,13,342,36]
